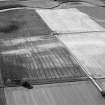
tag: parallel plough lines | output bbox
[0,36,87,86]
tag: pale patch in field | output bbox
[0,36,41,46]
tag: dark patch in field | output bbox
[0,20,25,33]
[0,9,52,39]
